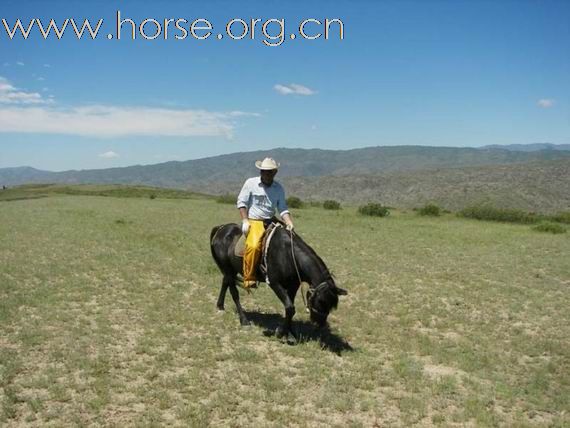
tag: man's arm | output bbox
[277,186,294,230]
[237,180,251,235]
[236,179,251,211]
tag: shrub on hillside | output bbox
[549,211,570,224]
[418,203,441,216]
[216,194,235,204]
[459,205,542,224]
[532,222,566,234]
[323,200,341,210]
[287,196,304,209]
[149,194,157,200]
[358,203,390,217]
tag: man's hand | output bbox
[282,212,294,232]
[241,219,250,236]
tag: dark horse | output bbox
[210,222,347,342]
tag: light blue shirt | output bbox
[237,177,289,220]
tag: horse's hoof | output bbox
[217,306,225,311]
[275,326,286,339]
[286,333,297,345]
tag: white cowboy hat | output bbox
[255,157,280,170]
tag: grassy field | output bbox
[1,188,569,426]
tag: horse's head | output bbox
[308,278,347,327]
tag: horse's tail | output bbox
[210,225,226,272]
[210,224,222,245]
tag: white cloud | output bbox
[229,110,261,117]
[0,105,252,138]
[537,99,555,108]
[16,61,24,66]
[99,151,119,159]
[274,83,316,96]
[37,77,45,81]
[0,77,49,105]
[0,76,257,138]
[43,64,51,68]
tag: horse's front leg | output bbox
[286,286,300,339]
[271,283,297,343]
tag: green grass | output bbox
[216,193,236,204]
[418,203,441,217]
[532,222,567,234]
[549,211,570,225]
[358,203,390,217]
[0,183,211,202]
[459,205,543,224]
[323,200,342,210]
[286,196,304,208]
[0,188,569,426]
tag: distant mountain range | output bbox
[480,143,570,152]
[1,144,569,213]
[1,144,570,187]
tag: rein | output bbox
[288,228,308,310]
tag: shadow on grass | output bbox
[244,310,354,355]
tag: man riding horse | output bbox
[237,157,294,289]
[211,157,346,337]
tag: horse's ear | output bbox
[336,287,348,296]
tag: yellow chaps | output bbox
[243,219,265,282]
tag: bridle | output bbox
[305,280,337,318]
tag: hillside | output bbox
[2,145,569,188]
[203,159,570,214]
[2,146,569,213]
[481,143,570,152]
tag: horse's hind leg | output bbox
[216,275,230,311]
[227,277,250,326]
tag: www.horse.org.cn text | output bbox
[1,11,345,46]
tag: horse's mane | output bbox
[280,228,333,281]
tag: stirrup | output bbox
[236,273,261,290]
[242,280,258,290]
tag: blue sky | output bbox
[0,0,568,171]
